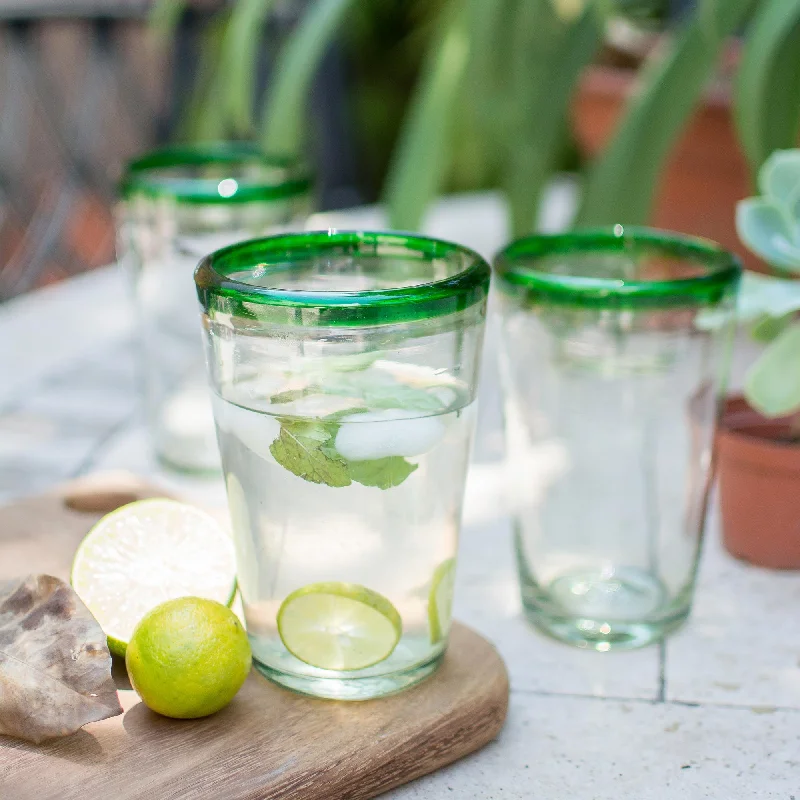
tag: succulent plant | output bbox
[735,149,800,419]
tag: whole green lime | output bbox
[125,597,252,719]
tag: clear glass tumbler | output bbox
[494,228,740,650]
[195,230,490,699]
[118,144,312,473]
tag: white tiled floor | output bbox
[668,507,800,710]
[385,695,800,799]
[3,193,798,798]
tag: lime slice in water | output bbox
[277,582,402,671]
[428,558,457,645]
[71,499,237,657]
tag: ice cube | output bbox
[430,385,458,408]
[213,395,281,462]
[334,409,446,460]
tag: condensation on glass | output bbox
[494,227,741,650]
[118,144,313,472]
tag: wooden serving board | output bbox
[0,473,509,800]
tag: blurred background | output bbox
[0,0,789,298]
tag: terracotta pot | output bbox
[717,395,800,568]
[572,61,759,271]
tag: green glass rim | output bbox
[494,227,742,308]
[195,230,491,326]
[121,142,313,204]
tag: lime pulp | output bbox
[428,558,456,645]
[277,582,402,671]
[70,498,237,657]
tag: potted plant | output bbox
[716,149,800,567]
[572,30,753,267]
[153,0,800,247]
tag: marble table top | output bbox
[1,191,798,799]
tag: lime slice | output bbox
[71,499,237,657]
[277,582,402,671]
[428,558,456,645]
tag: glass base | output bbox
[520,567,691,651]
[253,652,444,700]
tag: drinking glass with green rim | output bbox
[494,226,741,651]
[196,230,490,700]
[118,143,313,474]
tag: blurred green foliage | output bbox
[153,0,800,236]
[342,0,444,197]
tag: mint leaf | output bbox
[269,423,351,487]
[280,418,331,442]
[348,457,418,490]
[269,386,319,405]
[323,407,370,423]
[324,371,446,412]
[268,411,420,490]
[362,384,444,412]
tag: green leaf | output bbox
[759,149,800,209]
[750,313,794,343]
[695,270,800,331]
[222,0,280,134]
[323,407,370,423]
[181,0,279,140]
[577,0,757,227]
[501,0,603,236]
[280,418,332,442]
[261,0,359,155]
[348,457,419,489]
[745,322,800,417]
[268,414,419,489]
[179,15,231,142]
[149,0,188,39]
[324,370,447,412]
[736,197,800,272]
[463,0,516,139]
[733,0,800,178]
[269,423,351,487]
[362,384,444,412]
[738,270,800,319]
[269,387,319,405]
[383,0,471,231]
[466,0,513,91]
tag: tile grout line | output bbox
[0,336,135,416]
[511,687,665,705]
[510,686,800,714]
[70,412,139,479]
[669,698,798,713]
[657,640,667,703]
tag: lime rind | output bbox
[125,596,252,719]
[277,581,402,671]
[428,558,457,645]
[225,473,259,604]
[70,498,237,656]
[106,634,128,659]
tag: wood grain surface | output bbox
[0,473,509,800]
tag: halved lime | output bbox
[71,499,237,657]
[277,582,402,671]
[428,558,456,645]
